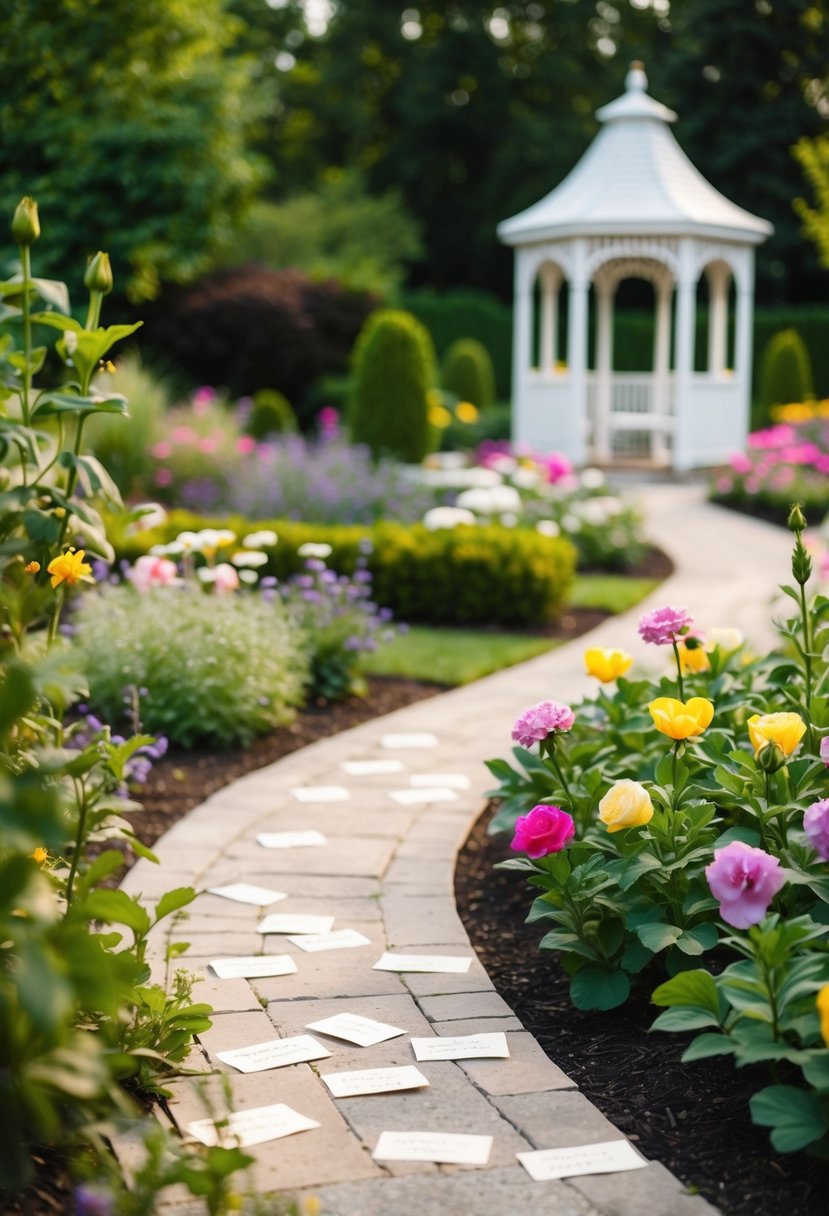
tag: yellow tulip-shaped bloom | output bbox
[676,639,710,674]
[599,780,654,833]
[584,647,634,683]
[818,985,829,1049]
[747,712,806,759]
[649,696,714,741]
[47,548,93,589]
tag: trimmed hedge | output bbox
[348,309,436,463]
[113,511,576,629]
[441,338,497,410]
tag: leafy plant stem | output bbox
[548,746,576,826]
[45,585,65,649]
[672,639,685,701]
[20,245,32,427]
[64,777,89,911]
[798,577,813,746]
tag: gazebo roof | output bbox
[498,65,773,248]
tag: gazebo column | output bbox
[707,262,730,375]
[593,282,615,462]
[672,244,696,471]
[566,252,589,465]
[652,281,673,464]
[734,255,756,452]
[540,266,560,371]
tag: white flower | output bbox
[176,530,203,553]
[511,466,540,490]
[561,514,581,532]
[536,519,561,538]
[244,529,278,549]
[196,528,235,552]
[580,467,606,490]
[500,513,519,527]
[576,496,624,527]
[149,541,183,557]
[456,485,522,515]
[422,506,477,530]
[127,502,168,534]
[232,550,269,568]
[298,542,333,559]
[238,569,259,584]
[705,627,744,653]
[488,455,517,475]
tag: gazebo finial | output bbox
[626,61,647,93]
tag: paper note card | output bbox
[373,952,472,974]
[516,1140,647,1182]
[389,787,458,805]
[381,732,439,749]
[209,955,297,980]
[288,929,372,953]
[410,1032,509,1062]
[410,772,471,790]
[206,883,287,907]
[342,759,405,776]
[257,913,335,936]
[372,1131,492,1165]
[290,785,350,803]
[187,1103,319,1148]
[305,1012,405,1047]
[256,830,327,849]
[216,1035,330,1074]
[322,1065,429,1098]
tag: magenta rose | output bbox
[804,798,829,862]
[511,805,575,858]
[820,736,829,767]
[511,700,575,748]
[705,841,785,929]
[638,605,693,646]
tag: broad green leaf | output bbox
[681,1033,737,1062]
[155,887,197,922]
[79,888,152,934]
[652,968,720,1017]
[750,1085,828,1152]
[570,964,630,1011]
[651,1007,722,1032]
[674,923,719,956]
[636,922,683,953]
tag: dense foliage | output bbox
[348,309,436,462]
[441,337,496,410]
[758,329,815,418]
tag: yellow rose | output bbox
[455,401,479,424]
[599,780,654,833]
[46,548,93,589]
[584,647,634,683]
[747,712,806,759]
[676,639,710,673]
[649,696,714,741]
[818,984,829,1048]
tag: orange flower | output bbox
[31,847,48,864]
[24,560,40,575]
[47,548,93,589]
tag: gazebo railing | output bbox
[587,373,675,462]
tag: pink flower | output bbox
[705,841,785,929]
[212,563,240,595]
[318,406,340,434]
[638,605,693,646]
[153,468,173,487]
[236,435,257,455]
[511,805,575,857]
[512,700,575,747]
[199,437,218,454]
[151,441,172,459]
[128,555,179,593]
[171,426,196,445]
[193,386,217,415]
[821,737,829,767]
[804,798,829,861]
[540,451,573,484]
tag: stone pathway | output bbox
[126,485,793,1215]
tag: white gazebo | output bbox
[497,64,772,470]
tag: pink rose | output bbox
[128,555,179,593]
[804,799,829,862]
[638,605,693,646]
[512,700,575,748]
[212,562,240,595]
[820,736,829,767]
[511,805,575,858]
[236,435,257,455]
[705,841,785,929]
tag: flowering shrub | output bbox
[487,505,829,1151]
[711,405,829,520]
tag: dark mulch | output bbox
[455,804,828,1216]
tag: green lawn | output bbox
[362,572,661,686]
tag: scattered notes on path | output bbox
[257,913,335,936]
[187,1103,319,1148]
[373,952,472,973]
[372,1131,493,1165]
[321,1065,429,1098]
[209,955,297,980]
[410,1032,509,1061]
[342,759,405,775]
[256,830,327,849]
[206,883,287,907]
[216,1034,330,1074]
[290,785,350,803]
[305,1012,405,1046]
[516,1140,648,1181]
[409,773,471,789]
[381,732,439,749]
[289,929,372,952]
[389,787,458,805]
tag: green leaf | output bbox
[802,1053,829,1093]
[0,663,36,738]
[750,1085,829,1152]
[674,923,719,956]
[570,965,630,1011]
[635,922,683,953]
[155,887,197,922]
[79,888,152,934]
[652,968,721,1017]
[651,1007,722,1032]
[681,1033,737,1062]
[33,390,128,419]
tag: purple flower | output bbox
[638,605,694,646]
[820,736,829,767]
[74,1185,114,1216]
[804,799,829,861]
[511,805,575,857]
[705,841,785,929]
[511,700,575,747]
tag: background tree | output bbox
[0,0,266,302]
[794,134,829,267]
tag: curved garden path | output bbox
[127,484,792,1215]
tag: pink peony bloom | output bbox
[540,451,573,484]
[212,562,240,595]
[199,437,218,454]
[170,426,197,445]
[638,605,693,646]
[318,406,340,434]
[512,700,575,747]
[705,841,785,929]
[193,386,217,414]
[236,435,257,455]
[821,736,829,767]
[128,555,179,593]
[804,799,829,861]
[153,468,173,487]
[151,441,172,459]
[511,805,575,857]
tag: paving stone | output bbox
[571,1160,717,1216]
[309,1168,598,1216]
[424,1025,576,1094]
[220,836,396,877]
[417,992,516,1022]
[253,805,418,839]
[380,892,469,947]
[190,974,263,1014]
[266,992,431,1040]
[429,1015,525,1035]
[382,855,455,889]
[402,959,493,997]
[197,1008,282,1063]
[492,1091,623,1147]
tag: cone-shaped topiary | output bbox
[441,337,496,410]
[758,328,815,418]
[245,388,297,439]
[348,309,436,462]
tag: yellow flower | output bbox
[31,847,48,864]
[649,696,714,741]
[47,548,93,589]
[818,984,829,1048]
[24,560,40,575]
[677,639,710,674]
[584,647,634,683]
[747,712,806,760]
[428,405,452,429]
[599,780,654,833]
[455,401,479,424]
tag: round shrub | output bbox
[245,389,297,439]
[73,585,310,748]
[757,328,814,421]
[348,309,437,463]
[441,338,496,411]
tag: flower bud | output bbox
[787,503,807,533]
[11,197,40,246]
[792,536,812,586]
[757,740,786,774]
[84,251,113,296]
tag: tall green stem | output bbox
[20,245,32,427]
[671,639,685,701]
[798,578,813,743]
[64,777,88,911]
